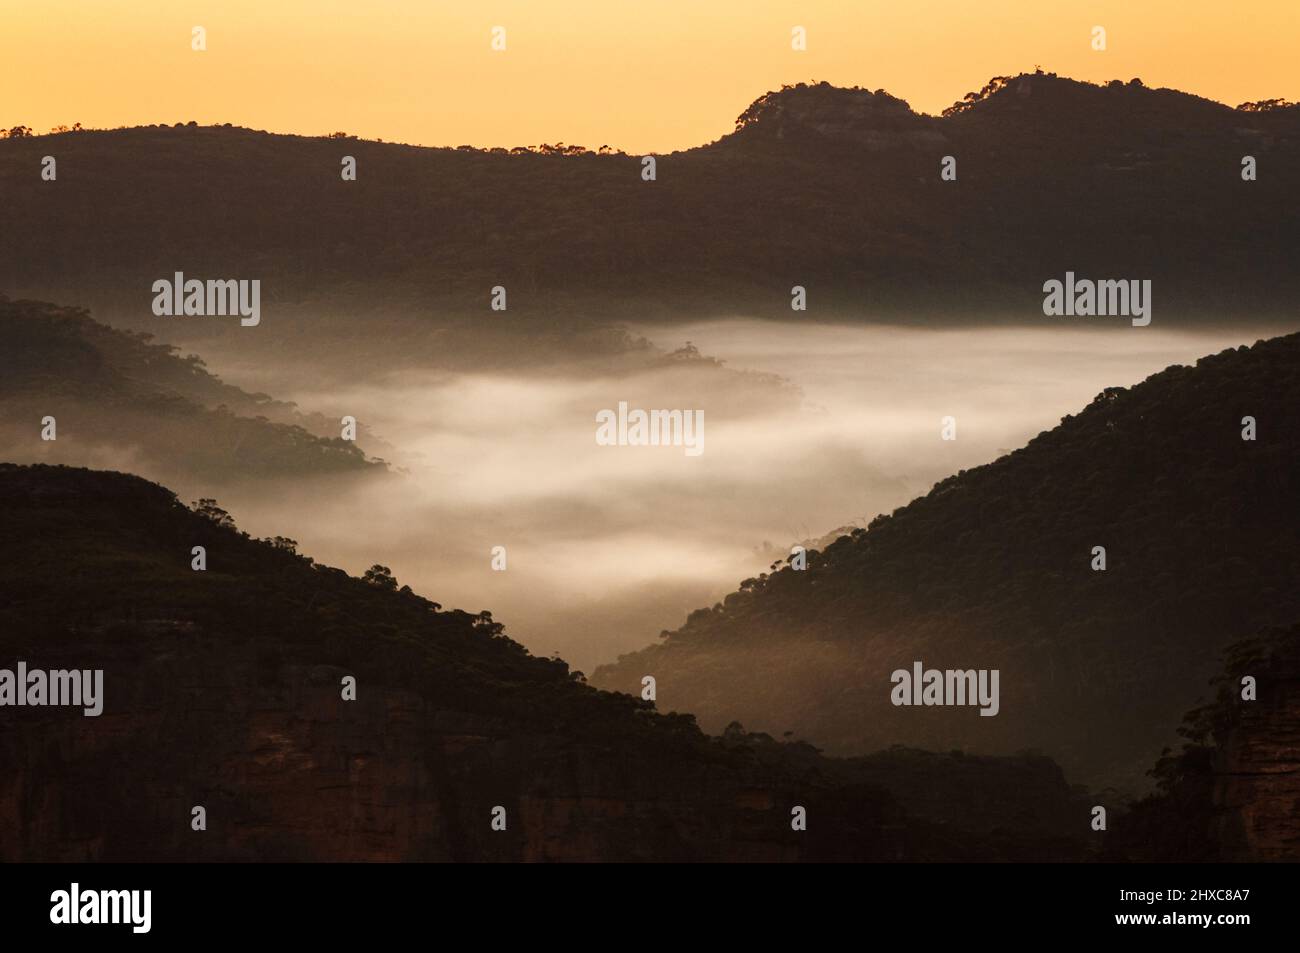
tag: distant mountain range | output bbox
[593,331,1300,792]
[2,72,1297,347]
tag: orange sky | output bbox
[4,1,1297,152]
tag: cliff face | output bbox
[1115,622,1300,862]
[1211,634,1300,861]
[1,615,1106,862]
[1,653,894,862]
[10,642,1079,863]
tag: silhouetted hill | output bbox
[0,463,1103,861]
[2,72,1297,355]
[0,297,386,479]
[593,332,1300,792]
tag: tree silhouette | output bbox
[362,564,397,590]
[191,498,235,529]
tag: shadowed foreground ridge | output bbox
[594,332,1300,791]
[0,464,1094,861]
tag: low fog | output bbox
[7,317,1277,671]
[158,319,1267,673]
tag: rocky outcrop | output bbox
[1,636,1099,861]
[1116,623,1300,861]
[731,82,948,149]
[1211,627,1300,861]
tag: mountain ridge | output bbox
[592,331,1300,792]
[10,72,1295,152]
[4,71,1297,353]
[0,296,388,480]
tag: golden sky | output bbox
[4,0,1297,152]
